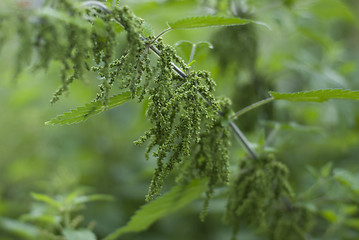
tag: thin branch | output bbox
[186,44,196,75]
[229,121,258,160]
[81,1,258,159]
[188,44,196,64]
[231,97,274,120]
[151,27,172,44]
[81,1,110,14]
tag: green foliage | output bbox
[45,91,131,126]
[267,206,313,240]
[177,97,232,220]
[0,218,40,239]
[1,0,359,240]
[211,22,258,71]
[63,229,97,240]
[1,189,112,239]
[309,0,357,23]
[334,169,359,195]
[270,89,359,102]
[104,179,207,240]
[225,155,299,239]
[167,15,253,29]
[24,192,111,239]
[134,65,228,200]
[174,40,213,64]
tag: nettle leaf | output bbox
[269,89,359,102]
[45,92,131,126]
[320,162,333,178]
[174,41,213,63]
[104,179,207,240]
[31,193,61,209]
[63,228,97,240]
[168,16,254,29]
[194,41,213,58]
[174,40,193,62]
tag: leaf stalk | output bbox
[231,97,274,120]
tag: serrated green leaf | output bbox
[31,193,61,209]
[167,16,254,30]
[269,89,359,102]
[193,41,213,59]
[174,41,213,64]
[45,92,131,126]
[104,179,207,240]
[63,228,97,240]
[174,40,193,62]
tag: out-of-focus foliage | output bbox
[104,179,207,240]
[1,0,359,240]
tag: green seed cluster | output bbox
[35,0,94,103]
[110,6,148,99]
[4,1,233,203]
[176,97,231,219]
[267,204,313,240]
[90,10,117,105]
[225,155,309,239]
[135,62,230,200]
[5,0,123,104]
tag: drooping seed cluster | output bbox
[6,0,232,202]
[134,53,230,200]
[225,155,310,239]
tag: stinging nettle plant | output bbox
[2,0,359,239]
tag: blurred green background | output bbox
[1,0,359,239]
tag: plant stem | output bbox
[82,1,110,13]
[151,27,172,44]
[229,120,258,160]
[231,97,274,120]
[81,1,258,159]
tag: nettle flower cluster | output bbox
[115,11,233,206]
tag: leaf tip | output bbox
[253,21,272,31]
[44,121,52,126]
